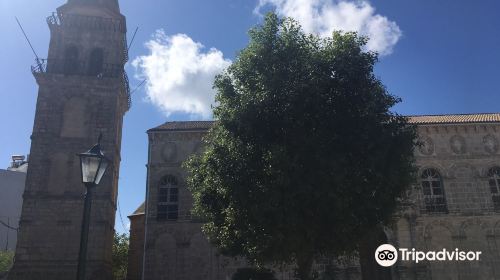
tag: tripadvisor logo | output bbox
[375,244,398,267]
[375,244,482,267]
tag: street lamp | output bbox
[77,135,109,280]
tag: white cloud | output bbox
[255,0,402,55]
[133,30,231,119]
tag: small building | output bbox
[127,203,145,280]
[0,156,28,251]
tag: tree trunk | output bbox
[296,254,314,280]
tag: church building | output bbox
[129,114,500,280]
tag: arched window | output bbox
[488,167,500,211]
[421,168,448,213]
[157,175,179,221]
[87,48,104,77]
[63,45,79,75]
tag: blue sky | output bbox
[1,0,499,234]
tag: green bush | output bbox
[0,251,14,274]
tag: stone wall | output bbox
[127,213,144,280]
[142,130,246,280]
[8,76,126,280]
[392,123,500,280]
[138,121,500,280]
[8,1,128,279]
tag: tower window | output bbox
[63,45,79,75]
[421,168,448,214]
[488,167,500,211]
[157,175,179,221]
[87,48,104,77]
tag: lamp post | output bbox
[77,135,109,280]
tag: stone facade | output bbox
[130,115,500,280]
[141,123,246,280]
[8,0,129,279]
[391,119,500,280]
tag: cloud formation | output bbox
[133,30,231,119]
[134,1,399,117]
[255,0,402,55]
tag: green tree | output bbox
[112,233,129,280]
[186,13,416,280]
[0,251,14,275]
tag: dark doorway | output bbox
[87,48,104,77]
[359,229,393,280]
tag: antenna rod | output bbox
[127,26,139,52]
[130,79,147,95]
[15,17,41,64]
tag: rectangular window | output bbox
[158,187,179,221]
[157,176,180,221]
[157,204,179,221]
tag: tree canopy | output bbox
[112,233,129,280]
[186,13,416,280]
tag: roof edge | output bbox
[149,113,500,131]
[127,212,145,218]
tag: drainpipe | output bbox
[141,132,152,280]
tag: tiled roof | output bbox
[408,113,500,124]
[149,113,500,132]
[129,202,145,217]
[148,121,214,132]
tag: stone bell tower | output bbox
[9,0,129,279]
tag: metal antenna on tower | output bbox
[15,17,42,70]
[127,26,139,52]
[130,79,147,95]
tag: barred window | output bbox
[488,167,500,211]
[421,169,448,213]
[157,175,179,221]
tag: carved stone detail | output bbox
[161,142,178,162]
[450,135,466,154]
[483,134,499,154]
[418,136,435,155]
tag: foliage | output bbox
[112,233,129,280]
[186,13,416,280]
[231,267,277,280]
[0,251,14,275]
